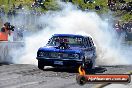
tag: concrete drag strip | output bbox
[3,81,39,88]
[0,64,131,88]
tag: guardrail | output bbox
[0,41,24,63]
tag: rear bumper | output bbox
[36,57,82,67]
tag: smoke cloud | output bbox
[4,2,132,65]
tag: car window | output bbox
[47,36,84,47]
[90,38,94,46]
[86,37,92,47]
[83,37,93,47]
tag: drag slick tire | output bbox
[82,58,93,71]
[38,60,45,70]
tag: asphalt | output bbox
[0,64,131,88]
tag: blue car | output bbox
[36,34,97,70]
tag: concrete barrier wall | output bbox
[0,41,24,63]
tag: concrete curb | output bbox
[93,71,132,88]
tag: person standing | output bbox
[0,22,14,41]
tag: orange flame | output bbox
[78,66,86,75]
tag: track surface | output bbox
[0,64,131,88]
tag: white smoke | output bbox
[10,2,132,65]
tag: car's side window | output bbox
[85,38,89,47]
[82,38,86,47]
[84,38,87,46]
[86,37,92,47]
[83,38,88,47]
[90,38,94,46]
[84,37,92,47]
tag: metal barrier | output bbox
[0,41,24,63]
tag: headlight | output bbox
[74,54,79,58]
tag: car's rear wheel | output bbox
[86,62,93,70]
[82,58,93,71]
[38,60,45,70]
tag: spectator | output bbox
[17,28,24,41]
[69,0,72,2]
[7,10,12,18]
[114,21,122,36]
[119,3,127,11]
[88,0,95,3]
[0,8,5,17]
[127,20,132,28]
[61,0,66,2]
[95,5,101,10]
[18,3,23,9]
[119,0,126,3]
[38,0,43,3]
[0,22,14,41]
[84,0,88,4]
[13,4,16,9]
[15,4,22,9]
[112,0,116,3]
[85,7,89,11]
[31,1,39,8]
[109,2,117,11]
[108,0,112,7]
[122,20,132,33]
[122,22,128,32]
[12,9,16,16]
[127,5,132,12]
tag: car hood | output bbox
[38,46,84,53]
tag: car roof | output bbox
[53,34,90,38]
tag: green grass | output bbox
[0,0,34,12]
[0,0,132,22]
[71,0,132,22]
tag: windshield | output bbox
[47,36,84,47]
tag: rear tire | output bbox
[38,60,44,70]
[86,62,93,70]
[82,58,93,71]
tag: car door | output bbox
[84,37,93,50]
[84,37,96,58]
[83,37,92,57]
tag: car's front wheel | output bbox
[38,60,45,70]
